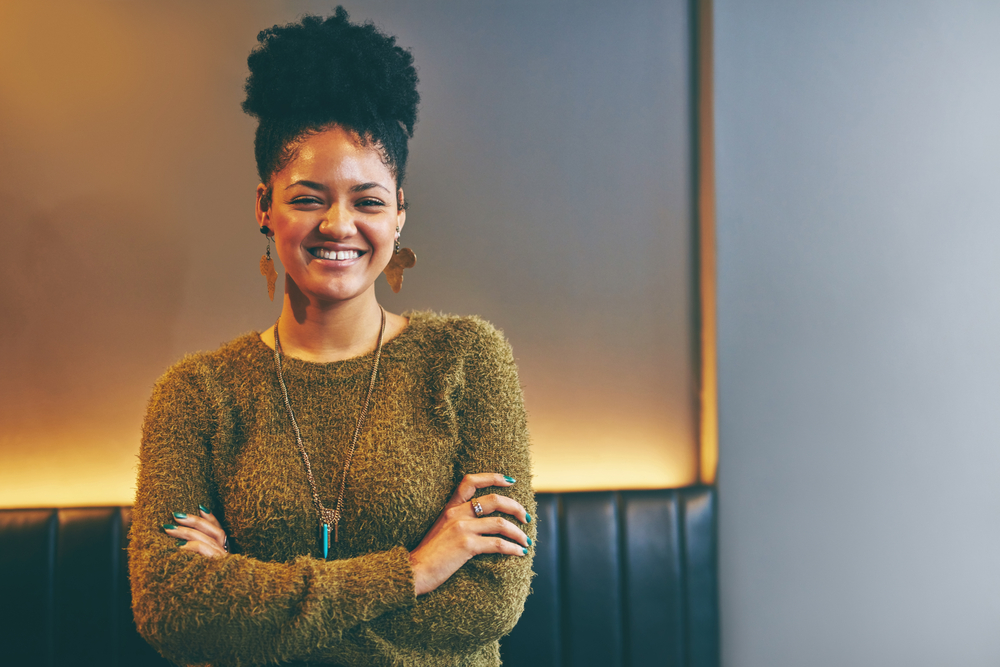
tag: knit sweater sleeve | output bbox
[369,319,537,652]
[128,357,417,667]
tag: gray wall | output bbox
[716,1,1000,665]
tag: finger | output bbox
[173,509,223,536]
[471,532,530,557]
[178,538,226,558]
[471,493,531,524]
[450,473,516,505]
[197,507,227,550]
[198,505,224,531]
[171,512,226,547]
[172,516,226,549]
[467,516,531,549]
[163,524,222,550]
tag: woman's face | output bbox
[256,125,405,305]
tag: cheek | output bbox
[365,224,396,253]
[272,230,309,270]
[273,215,313,247]
[373,238,395,266]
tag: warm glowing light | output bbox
[697,0,719,485]
[518,344,700,492]
[531,418,697,492]
[0,430,139,508]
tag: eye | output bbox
[290,195,323,207]
[356,197,387,209]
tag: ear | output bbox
[396,188,406,233]
[255,183,273,235]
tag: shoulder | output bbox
[401,312,521,397]
[402,311,513,359]
[151,332,263,398]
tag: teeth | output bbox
[314,248,360,260]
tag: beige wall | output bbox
[0,0,698,506]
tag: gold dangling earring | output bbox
[259,226,278,301]
[383,225,416,293]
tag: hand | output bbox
[162,505,228,558]
[409,473,531,596]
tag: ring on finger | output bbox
[471,500,485,518]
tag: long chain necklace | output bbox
[272,307,386,557]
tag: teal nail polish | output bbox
[522,547,528,555]
[503,475,516,483]
[173,511,187,519]
[525,513,532,523]
[163,523,177,531]
[198,504,211,514]
[177,540,188,546]
[527,537,532,546]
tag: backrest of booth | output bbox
[0,506,162,667]
[501,488,719,667]
[0,488,718,667]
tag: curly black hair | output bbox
[242,7,419,208]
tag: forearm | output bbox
[129,528,415,666]
[375,474,536,650]
[368,548,533,652]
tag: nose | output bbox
[318,202,356,239]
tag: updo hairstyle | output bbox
[242,7,420,210]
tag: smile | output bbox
[310,248,363,261]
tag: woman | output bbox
[128,9,535,667]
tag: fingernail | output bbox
[198,504,211,514]
[527,537,532,546]
[503,475,516,483]
[173,511,187,519]
[177,540,188,546]
[163,523,177,531]
[525,513,532,523]
[522,547,528,555]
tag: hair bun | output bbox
[242,7,419,137]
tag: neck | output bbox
[274,286,384,363]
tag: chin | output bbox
[288,266,379,303]
[307,281,378,304]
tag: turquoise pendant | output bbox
[320,522,329,559]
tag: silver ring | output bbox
[471,500,484,518]
[223,536,230,553]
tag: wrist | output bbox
[409,550,429,596]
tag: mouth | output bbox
[309,248,365,261]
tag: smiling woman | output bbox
[127,8,535,667]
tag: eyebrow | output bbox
[349,182,392,194]
[284,179,326,191]
[283,180,391,194]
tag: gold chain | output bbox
[272,307,386,548]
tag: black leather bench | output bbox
[0,488,718,667]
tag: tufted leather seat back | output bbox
[0,506,168,666]
[0,488,717,667]
[501,488,720,667]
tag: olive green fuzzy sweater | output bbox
[129,312,536,667]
